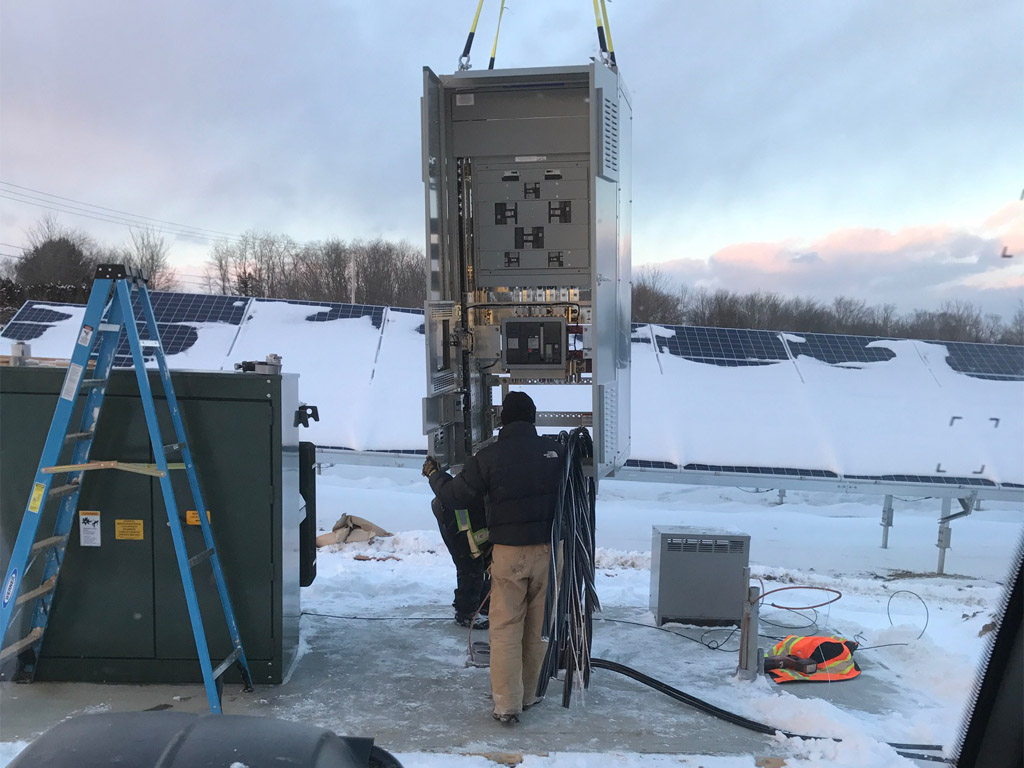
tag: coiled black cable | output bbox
[537,427,599,706]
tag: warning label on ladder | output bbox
[77,325,94,347]
[60,363,84,401]
[28,483,45,514]
[79,511,101,547]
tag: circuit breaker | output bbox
[422,63,632,478]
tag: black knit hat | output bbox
[501,391,536,425]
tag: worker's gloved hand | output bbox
[422,456,441,478]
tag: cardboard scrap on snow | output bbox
[315,514,393,547]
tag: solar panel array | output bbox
[942,341,1024,381]
[3,293,1022,488]
[782,332,895,365]
[145,292,249,325]
[259,298,385,328]
[1,302,77,342]
[645,324,1024,380]
[655,326,788,366]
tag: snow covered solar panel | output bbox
[144,291,249,325]
[260,298,386,328]
[110,323,200,367]
[684,463,839,478]
[941,341,1024,381]
[846,473,997,487]
[1,302,77,341]
[1,322,52,341]
[657,326,789,365]
[783,332,895,365]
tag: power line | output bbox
[0,191,241,245]
[0,181,243,241]
[0,190,242,245]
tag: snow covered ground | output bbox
[0,462,1020,765]
[2,299,1020,766]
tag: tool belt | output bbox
[453,507,490,560]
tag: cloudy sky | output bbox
[1,1,1022,315]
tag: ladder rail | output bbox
[1,281,112,641]
[26,288,131,645]
[135,286,252,676]
[116,279,225,713]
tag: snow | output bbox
[2,300,1021,766]
[293,469,1018,768]
[0,464,1020,768]
[7,301,1023,483]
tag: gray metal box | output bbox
[0,366,302,684]
[650,525,750,626]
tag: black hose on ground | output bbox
[590,658,950,764]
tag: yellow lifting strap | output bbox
[488,0,507,70]
[459,0,486,70]
[592,0,617,67]
[460,0,619,72]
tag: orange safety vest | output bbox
[767,635,861,684]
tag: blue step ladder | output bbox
[0,264,254,713]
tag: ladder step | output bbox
[80,378,107,388]
[64,431,94,443]
[188,548,215,569]
[98,323,121,333]
[30,535,69,556]
[47,482,80,499]
[15,576,58,607]
[140,340,160,349]
[212,647,243,681]
[0,628,44,662]
[163,442,182,454]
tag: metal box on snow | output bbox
[650,525,750,626]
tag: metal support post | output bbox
[936,497,952,574]
[776,488,786,505]
[737,584,761,681]
[880,494,894,549]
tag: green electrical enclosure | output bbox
[0,366,303,685]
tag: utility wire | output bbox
[0,181,242,241]
[0,191,239,244]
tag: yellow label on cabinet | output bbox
[186,509,211,526]
[115,519,144,540]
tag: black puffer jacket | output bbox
[430,421,565,546]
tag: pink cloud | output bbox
[650,206,1024,317]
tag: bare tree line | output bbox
[203,231,425,308]
[632,266,1024,345]
[0,217,179,321]
[3,216,1019,345]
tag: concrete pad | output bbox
[0,605,897,759]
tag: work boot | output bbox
[455,612,489,630]
[492,712,519,725]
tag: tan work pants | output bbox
[488,542,551,716]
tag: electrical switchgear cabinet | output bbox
[0,366,302,684]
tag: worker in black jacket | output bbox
[423,391,564,725]
[431,495,490,629]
